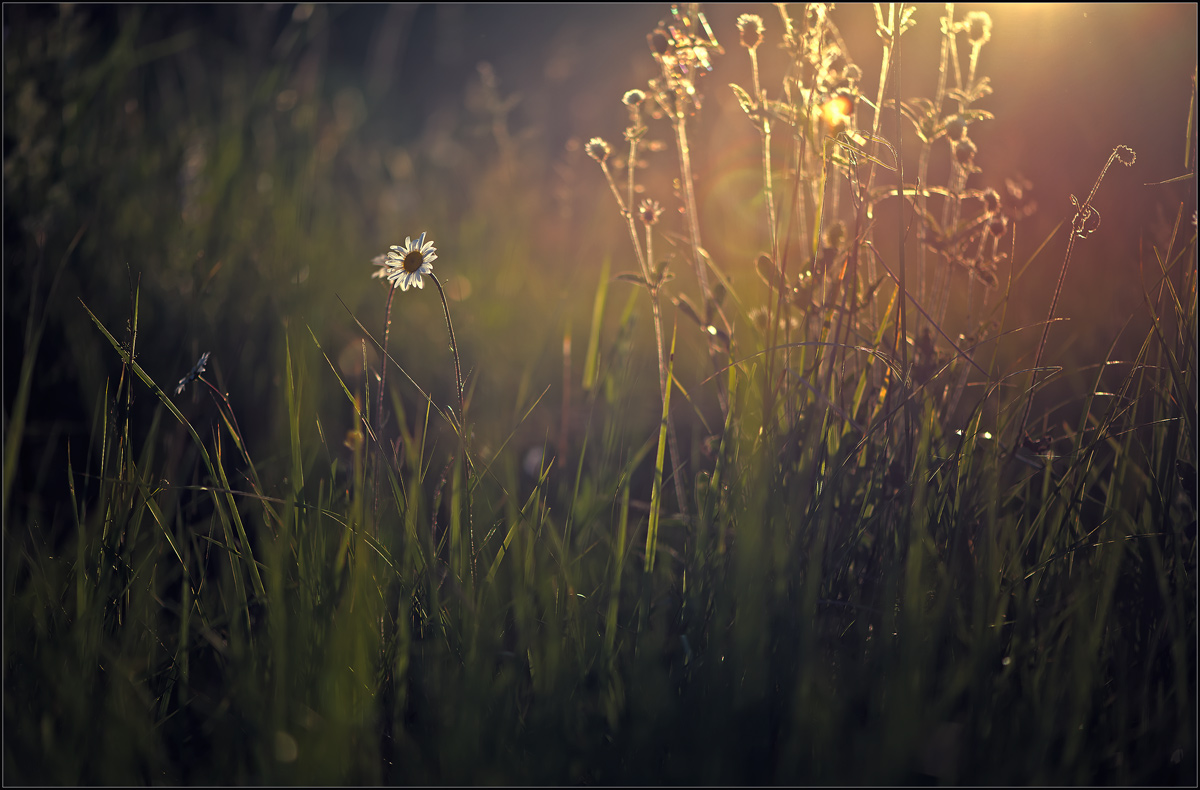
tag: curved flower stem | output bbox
[430,271,474,584]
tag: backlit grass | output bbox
[4,4,1195,784]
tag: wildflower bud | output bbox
[737,14,764,50]
[585,137,611,163]
[622,89,646,107]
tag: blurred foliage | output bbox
[2,4,622,524]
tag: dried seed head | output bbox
[988,214,1008,237]
[622,89,646,107]
[585,137,611,163]
[965,11,992,46]
[982,187,1001,214]
[639,198,664,226]
[737,14,764,50]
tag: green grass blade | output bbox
[583,255,610,393]
[645,320,676,573]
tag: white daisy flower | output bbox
[373,232,437,291]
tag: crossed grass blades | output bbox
[5,3,1196,784]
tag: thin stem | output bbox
[673,111,729,417]
[598,146,689,517]
[599,159,650,281]
[894,2,912,463]
[1014,145,1135,450]
[647,222,690,519]
[373,284,396,522]
[673,110,711,304]
[863,6,897,286]
[430,271,474,584]
[914,3,957,308]
[749,47,777,257]
[430,273,465,428]
[749,44,783,422]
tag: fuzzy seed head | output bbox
[737,14,764,49]
[639,198,664,226]
[585,137,611,163]
[965,11,992,46]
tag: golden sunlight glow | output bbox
[820,94,855,135]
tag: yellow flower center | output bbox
[403,250,424,273]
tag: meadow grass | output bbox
[4,4,1196,784]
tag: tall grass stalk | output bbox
[1015,145,1137,449]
